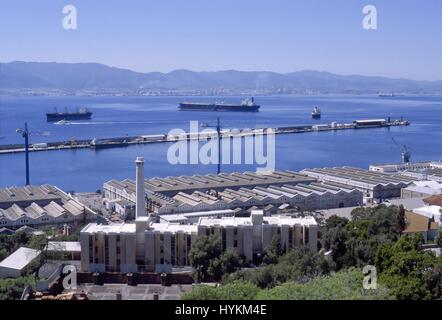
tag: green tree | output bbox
[188,234,221,282]
[0,248,8,261]
[182,280,260,300]
[0,276,36,300]
[318,205,411,273]
[224,246,333,289]
[320,216,350,269]
[375,234,441,300]
[208,249,243,282]
[397,205,407,232]
[255,268,392,300]
[435,230,442,247]
[262,235,282,265]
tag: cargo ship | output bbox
[311,106,321,119]
[179,97,260,112]
[46,107,92,122]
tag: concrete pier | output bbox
[0,118,410,155]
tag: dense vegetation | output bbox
[0,276,36,300]
[188,234,244,282]
[184,205,442,300]
[0,232,47,261]
[182,269,392,300]
[0,230,80,300]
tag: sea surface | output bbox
[1,94,441,191]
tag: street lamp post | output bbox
[16,122,30,185]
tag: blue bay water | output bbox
[0,95,441,191]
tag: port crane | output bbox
[200,117,222,174]
[391,137,411,164]
[16,123,51,185]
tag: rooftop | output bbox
[404,211,439,233]
[82,212,318,235]
[423,195,442,207]
[403,181,442,195]
[0,247,41,271]
[105,170,316,195]
[198,215,317,227]
[168,182,362,208]
[81,223,136,234]
[385,198,426,211]
[0,185,92,223]
[0,185,61,207]
[301,166,415,187]
[159,209,235,223]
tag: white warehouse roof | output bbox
[0,247,41,277]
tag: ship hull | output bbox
[46,112,92,122]
[179,103,260,112]
[311,114,321,119]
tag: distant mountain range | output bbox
[1,61,441,94]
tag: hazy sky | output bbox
[1,0,441,80]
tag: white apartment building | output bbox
[80,210,318,273]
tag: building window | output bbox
[187,235,191,247]
[304,228,309,244]
[104,237,109,265]
[171,236,176,265]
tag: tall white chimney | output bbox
[135,156,146,218]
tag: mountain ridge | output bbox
[1,61,441,93]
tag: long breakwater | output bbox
[0,119,410,155]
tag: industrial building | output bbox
[0,185,98,229]
[369,161,442,184]
[399,168,442,183]
[103,170,316,199]
[403,211,439,242]
[401,181,442,199]
[0,247,41,278]
[80,210,318,272]
[160,182,362,214]
[369,161,442,174]
[412,205,442,224]
[103,172,363,216]
[300,166,415,201]
[80,157,320,273]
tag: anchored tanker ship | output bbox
[179,97,260,112]
[46,107,92,122]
